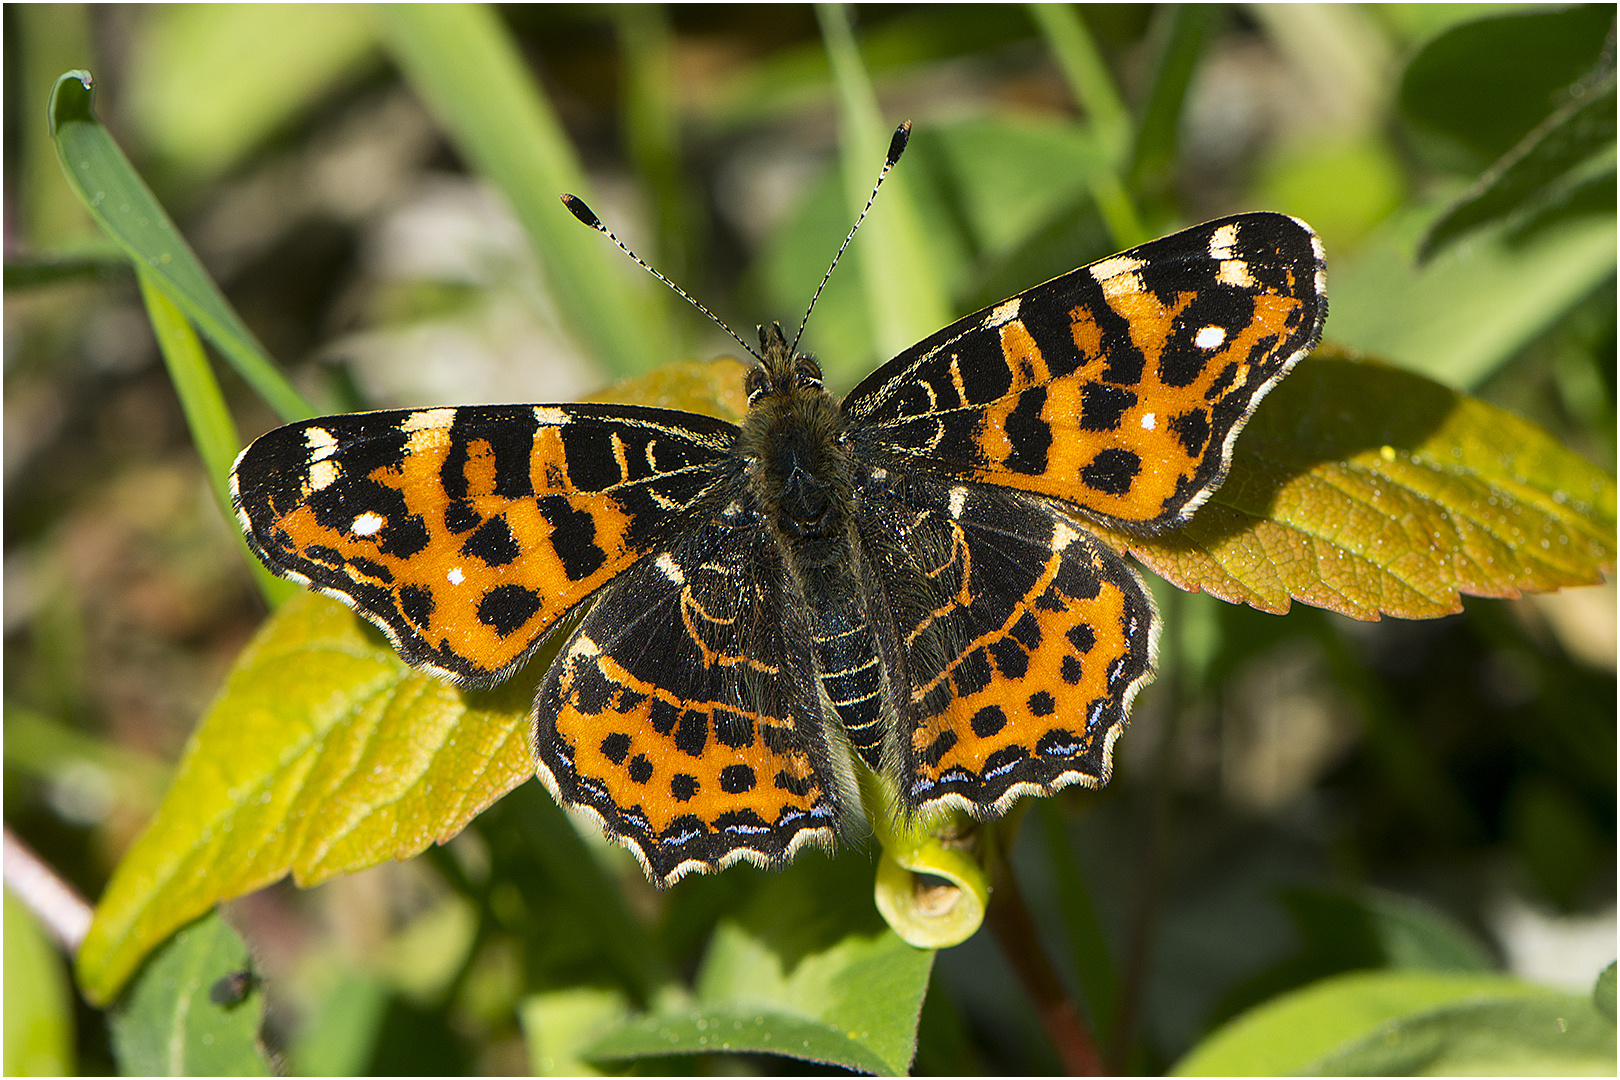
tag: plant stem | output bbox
[3,825,93,955]
[987,846,1105,1075]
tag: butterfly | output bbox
[232,130,1326,886]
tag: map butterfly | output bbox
[232,126,1326,886]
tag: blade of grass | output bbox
[380,4,672,378]
[614,5,698,290]
[816,3,952,362]
[1039,801,1121,1047]
[137,273,296,607]
[1028,3,1147,248]
[1129,5,1220,200]
[48,71,312,424]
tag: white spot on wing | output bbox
[305,426,339,462]
[1052,520,1079,551]
[534,406,568,426]
[1208,222,1240,259]
[308,460,340,491]
[656,552,685,584]
[948,486,968,520]
[986,298,1021,327]
[1090,254,1144,281]
[1194,325,1226,350]
[447,567,465,585]
[402,408,455,432]
[351,511,385,536]
[1140,412,1156,431]
[1217,260,1255,288]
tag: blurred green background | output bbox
[4,4,1614,1075]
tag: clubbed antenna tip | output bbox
[887,120,911,167]
[559,193,602,229]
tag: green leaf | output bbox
[75,591,543,1005]
[1172,970,1599,1076]
[1420,72,1616,262]
[1400,5,1615,166]
[1327,207,1616,388]
[47,72,312,424]
[1100,352,1617,621]
[1594,962,1616,1025]
[587,850,934,1075]
[520,986,631,1077]
[107,911,272,1077]
[128,4,379,182]
[1309,994,1617,1075]
[4,892,75,1076]
[378,4,672,378]
[1212,888,1495,1026]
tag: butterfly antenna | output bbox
[790,120,911,355]
[559,194,764,363]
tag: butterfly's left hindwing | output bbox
[231,404,737,685]
[844,212,1325,532]
[536,510,852,885]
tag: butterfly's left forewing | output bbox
[231,404,737,685]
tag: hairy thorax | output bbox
[736,335,858,575]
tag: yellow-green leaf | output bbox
[75,591,542,1005]
[1105,349,1616,620]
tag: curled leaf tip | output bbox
[49,70,95,134]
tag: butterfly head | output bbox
[745,322,825,406]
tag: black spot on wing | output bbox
[1170,409,1211,457]
[477,584,541,637]
[538,496,607,580]
[399,583,434,627]
[1002,387,1051,475]
[720,764,757,794]
[1080,384,1136,432]
[1080,449,1141,496]
[599,732,631,764]
[461,514,520,567]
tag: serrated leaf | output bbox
[1172,970,1597,1076]
[76,591,542,1005]
[1101,351,1616,621]
[107,911,271,1077]
[587,850,934,1075]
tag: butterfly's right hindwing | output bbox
[231,404,737,685]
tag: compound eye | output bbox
[794,359,823,387]
[745,367,769,403]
